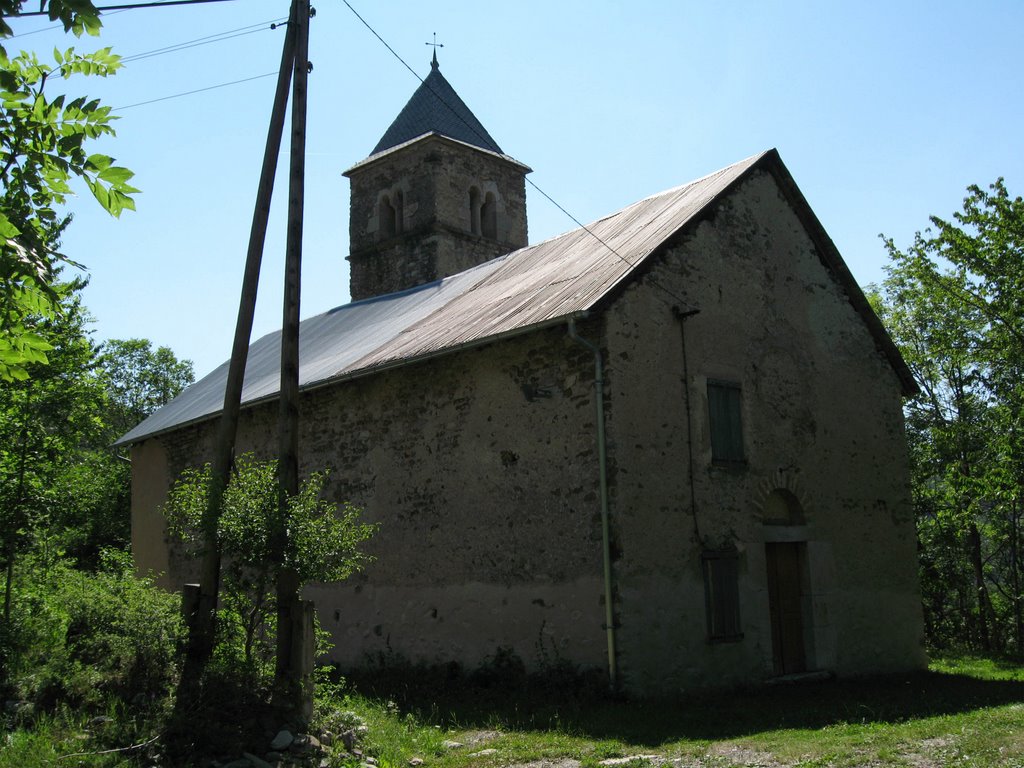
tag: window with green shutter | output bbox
[702,547,743,642]
[707,380,744,465]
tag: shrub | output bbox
[1,548,184,712]
[163,454,376,676]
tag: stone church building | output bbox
[122,55,926,693]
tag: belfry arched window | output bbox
[379,194,396,239]
[481,191,497,239]
[393,190,404,234]
[469,186,482,235]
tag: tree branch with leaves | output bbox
[0,0,137,381]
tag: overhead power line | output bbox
[8,10,286,111]
[122,17,286,63]
[116,70,277,110]
[12,0,240,16]
[113,16,286,108]
[8,8,127,37]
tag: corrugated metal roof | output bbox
[370,56,502,156]
[116,152,765,445]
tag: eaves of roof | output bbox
[581,149,919,398]
[755,151,919,397]
[116,149,916,446]
[343,131,531,178]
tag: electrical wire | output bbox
[6,11,286,112]
[339,1,420,82]
[121,17,286,63]
[115,70,277,110]
[12,0,241,16]
[7,6,283,116]
[339,0,688,307]
[7,9,128,38]
[92,16,285,111]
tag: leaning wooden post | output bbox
[274,0,311,717]
[179,15,298,684]
[294,600,316,723]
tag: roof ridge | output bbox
[126,151,882,447]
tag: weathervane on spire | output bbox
[426,32,443,69]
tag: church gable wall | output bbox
[600,169,924,692]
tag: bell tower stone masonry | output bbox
[344,54,530,302]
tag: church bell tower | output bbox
[344,54,531,302]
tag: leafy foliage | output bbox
[0,281,105,618]
[164,454,376,670]
[98,337,194,439]
[1,547,183,711]
[0,2,102,41]
[878,178,1024,654]
[0,281,194,633]
[0,280,198,758]
[0,0,136,381]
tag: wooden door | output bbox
[766,542,806,675]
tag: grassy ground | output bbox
[3,656,1024,766]
[339,656,1024,768]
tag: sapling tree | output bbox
[164,454,376,670]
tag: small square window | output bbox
[702,548,743,642]
[707,380,744,464]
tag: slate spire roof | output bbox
[370,54,503,156]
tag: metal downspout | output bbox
[673,306,702,543]
[568,317,618,691]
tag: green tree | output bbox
[1,548,183,708]
[53,338,195,566]
[164,454,376,671]
[880,178,1024,654]
[0,279,104,624]
[1,0,137,381]
[99,337,195,439]
[0,288,194,586]
[874,264,995,649]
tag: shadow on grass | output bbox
[343,659,1024,746]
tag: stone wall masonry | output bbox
[131,166,924,693]
[347,135,528,300]
[130,438,174,588]
[600,168,925,692]
[136,322,613,674]
[299,327,610,670]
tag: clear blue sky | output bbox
[9,0,1024,378]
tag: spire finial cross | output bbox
[426,32,443,68]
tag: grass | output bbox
[0,705,156,768]
[4,656,1024,766]
[336,655,1024,768]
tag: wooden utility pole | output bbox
[274,0,311,717]
[180,7,299,687]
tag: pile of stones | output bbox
[213,710,371,768]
